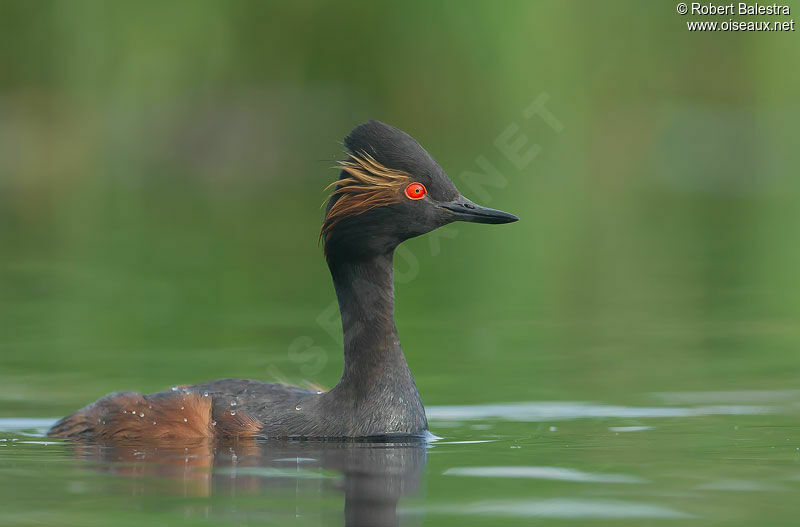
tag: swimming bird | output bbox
[48,120,518,441]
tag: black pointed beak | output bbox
[439,195,519,224]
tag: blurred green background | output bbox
[1,0,799,419]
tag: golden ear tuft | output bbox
[320,152,412,240]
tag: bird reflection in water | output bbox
[70,438,427,527]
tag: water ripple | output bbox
[445,466,646,483]
[404,498,694,519]
[426,401,776,422]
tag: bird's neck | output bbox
[329,251,408,387]
[325,250,427,436]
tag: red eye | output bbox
[404,182,427,200]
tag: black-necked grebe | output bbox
[48,120,518,441]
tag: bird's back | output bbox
[48,379,314,441]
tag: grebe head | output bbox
[322,120,518,260]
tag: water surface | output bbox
[2,391,799,526]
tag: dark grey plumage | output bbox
[49,120,517,441]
